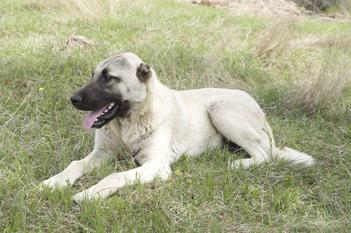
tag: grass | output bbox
[0,0,350,232]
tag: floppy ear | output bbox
[136,63,151,82]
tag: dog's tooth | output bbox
[100,112,104,116]
[110,103,115,107]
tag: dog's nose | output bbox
[70,95,82,105]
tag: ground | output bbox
[0,0,350,232]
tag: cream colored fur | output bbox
[42,52,314,202]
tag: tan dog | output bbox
[42,52,314,202]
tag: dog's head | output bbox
[70,52,152,129]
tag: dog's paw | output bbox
[72,191,88,203]
[40,175,70,190]
[228,158,255,170]
[73,186,112,203]
[72,189,99,203]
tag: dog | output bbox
[42,52,314,202]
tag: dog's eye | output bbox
[103,75,112,81]
[102,74,121,83]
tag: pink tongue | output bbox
[83,105,108,129]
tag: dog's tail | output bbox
[274,147,315,166]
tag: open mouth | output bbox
[83,102,119,129]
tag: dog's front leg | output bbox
[41,128,119,188]
[41,150,110,188]
[73,159,171,202]
[73,127,173,202]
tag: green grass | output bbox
[0,0,350,232]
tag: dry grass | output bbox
[289,33,351,50]
[254,20,351,116]
[58,0,120,19]
[26,0,121,19]
[339,0,351,16]
[254,20,296,65]
[288,50,351,114]
[286,33,351,115]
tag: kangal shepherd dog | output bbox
[42,52,314,202]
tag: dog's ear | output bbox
[136,63,151,82]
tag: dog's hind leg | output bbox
[208,99,277,169]
[41,127,120,188]
[208,98,314,169]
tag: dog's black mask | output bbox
[69,58,151,129]
[70,73,129,129]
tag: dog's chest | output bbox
[110,116,153,154]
